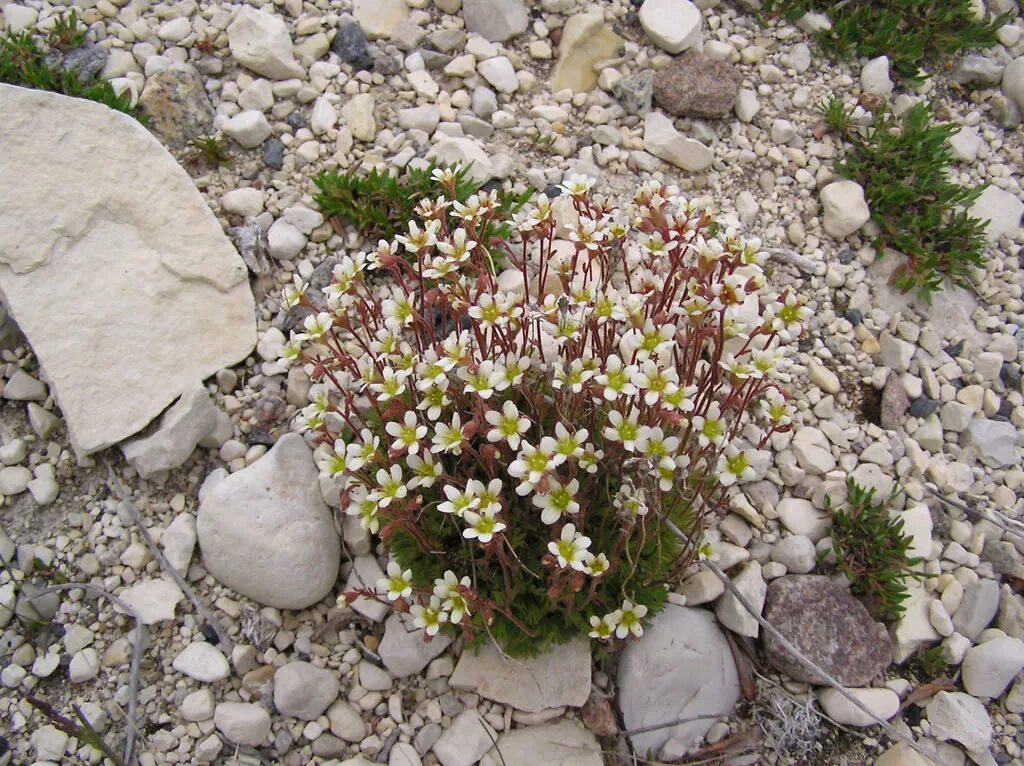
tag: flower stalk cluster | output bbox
[283,170,807,653]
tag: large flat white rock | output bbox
[0,85,256,453]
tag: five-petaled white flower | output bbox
[613,599,648,638]
[485,401,531,450]
[431,413,465,455]
[386,411,428,455]
[462,509,506,544]
[370,465,407,508]
[438,484,480,517]
[716,444,759,486]
[692,402,727,449]
[547,523,592,571]
[532,478,580,525]
[433,570,472,623]
[595,355,638,401]
[407,452,442,489]
[508,441,557,493]
[411,596,448,636]
[602,409,645,452]
[379,561,414,601]
[588,612,618,640]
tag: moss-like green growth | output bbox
[762,0,1010,84]
[0,12,141,119]
[821,97,988,299]
[827,480,923,621]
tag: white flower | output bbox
[378,561,413,601]
[547,523,592,571]
[458,360,504,400]
[716,444,758,486]
[462,509,506,544]
[627,320,675,360]
[551,423,588,461]
[508,441,557,493]
[595,355,638,401]
[345,430,380,471]
[584,552,609,577]
[381,289,417,331]
[466,478,503,515]
[417,378,452,421]
[407,452,442,489]
[431,165,460,185]
[692,402,727,449]
[369,367,409,402]
[437,228,477,262]
[759,388,792,426]
[431,413,465,455]
[578,444,603,474]
[317,442,348,478]
[589,612,618,640]
[602,409,644,452]
[485,400,531,451]
[532,478,580,525]
[765,292,812,340]
[370,465,407,508]
[386,411,428,454]
[411,596,448,636]
[632,360,679,406]
[298,312,333,341]
[395,219,440,253]
[433,570,472,624]
[614,600,648,638]
[560,173,595,198]
[438,484,480,517]
[282,275,306,308]
[636,427,680,460]
[553,359,594,393]
[346,485,381,533]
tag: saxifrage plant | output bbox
[821,96,989,299]
[0,11,139,119]
[312,163,530,252]
[827,479,923,621]
[762,0,1010,84]
[282,171,809,656]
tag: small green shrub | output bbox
[827,479,923,621]
[286,174,810,656]
[821,97,988,299]
[762,0,1010,84]
[312,163,530,251]
[0,14,140,119]
[190,135,232,168]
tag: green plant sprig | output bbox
[762,0,1011,84]
[826,479,923,621]
[0,18,142,120]
[312,163,531,262]
[820,96,988,299]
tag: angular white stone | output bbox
[432,709,496,766]
[463,0,528,43]
[481,720,602,766]
[353,0,409,40]
[0,85,255,454]
[224,110,273,148]
[817,687,899,727]
[427,138,495,183]
[639,0,702,54]
[379,612,452,678]
[962,636,1024,698]
[274,661,340,720]
[715,560,767,637]
[120,382,219,478]
[643,112,714,172]
[227,6,303,80]
[117,578,184,625]
[214,702,272,746]
[450,637,590,713]
[477,56,518,94]
[222,187,266,217]
[821,180,870,238]
[618,605,740,757]
[197,434,340,610]
[311,96,338,136]
[341,93,376,141]
[969,185,1023,242]
[861,56,893,97]
[926,691,992,753]
[172,642,230,682]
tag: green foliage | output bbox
[907,644,951,678]
[190,135,231,168]
[47,10,87,51]
[386,465,684,657]
[820,97,989,299]
[827,479,923,621]
[0,20,141,119]
[762,0,1010,84]
[312,164,531,252]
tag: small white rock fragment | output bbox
[172,642,230,682]
[820,180,871,238]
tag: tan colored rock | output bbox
[0,85,256,454]
[550,14,623,94]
